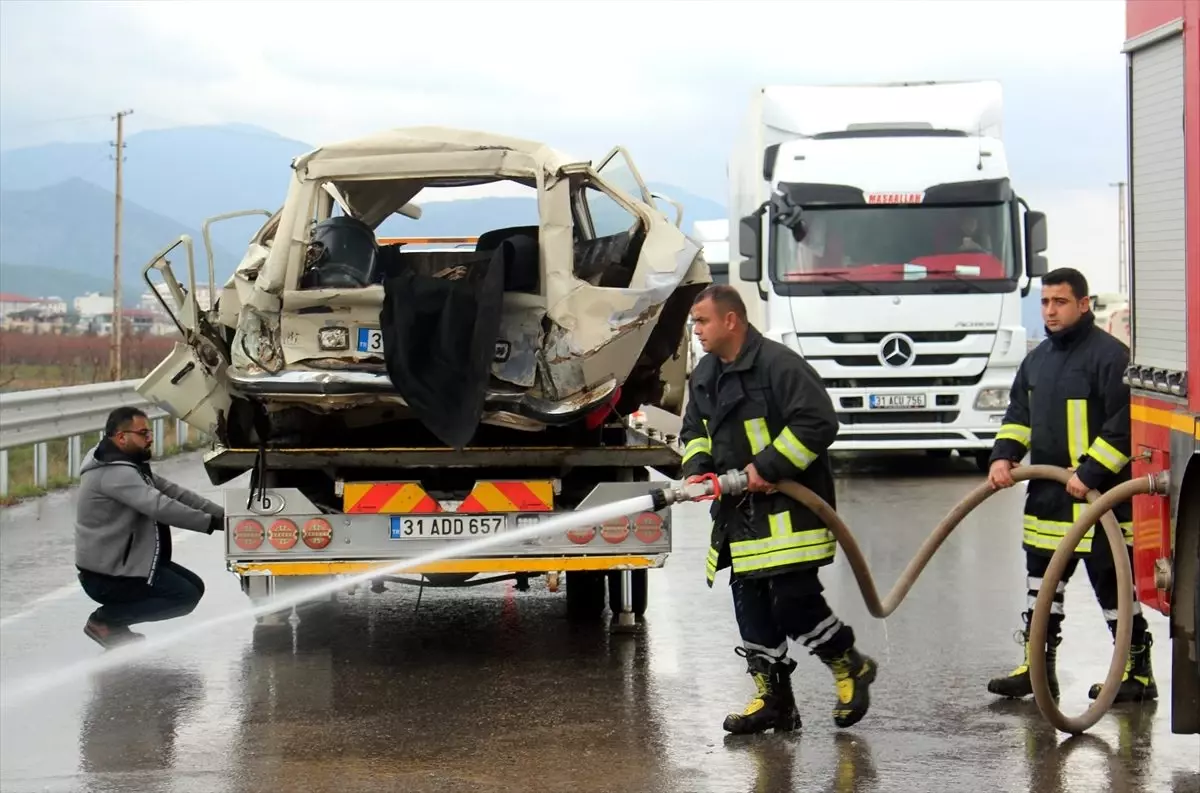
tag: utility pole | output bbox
[1109,180,1128,296]
[111,109,133,380]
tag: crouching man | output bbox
[75,407,225,648]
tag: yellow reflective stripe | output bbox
[1086,437,1130,473]
[1022,509,1134,553]
[1066,398,1089,464]
[731,541,837,573]
[706,546,719,584]
[682,437,712,464]
[744,418,770,455]
[731,530,834,557]
[729,509,836,565]
[996,423,1031,445]
[771,426,818,470]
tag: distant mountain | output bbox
[0,124,727,238]
[0,178,236,304]
[0,124,728,302]
[0,124,310,254]
[0,264,113,306]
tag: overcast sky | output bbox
[0,0,1131,292]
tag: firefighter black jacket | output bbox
[989,311,1134,558]
[680,326,839,585]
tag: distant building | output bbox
[0,293,72,331]
[77,308,160,337]
[140,281,215,331]
[74,292,115,319]
[4,308,69,335]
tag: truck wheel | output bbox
[973,450,991,473]
[1169,465,1200,734]
[607,569,649,616]
[566,571,606,620]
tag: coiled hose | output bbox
[770,463,1157,735]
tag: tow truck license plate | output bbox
[389,515,507,539]
[869,393,926,409]
[356,327,383,354]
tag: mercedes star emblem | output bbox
[878,333,916,368]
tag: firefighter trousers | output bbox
[731,567,855,662]
[1025,547,1147,644]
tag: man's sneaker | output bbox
[83,618,144,649]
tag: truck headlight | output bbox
[974,388,1010,411]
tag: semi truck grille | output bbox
[819,331,973,343]
[824,374,985,389]
[836,410,961,425]
[830,354,981,367]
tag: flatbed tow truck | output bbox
[136,129,709,630]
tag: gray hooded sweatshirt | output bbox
[75,441,224,582]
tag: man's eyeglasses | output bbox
[123,429,153,439]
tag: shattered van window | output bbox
[582,186,637,238]
[374,181,538,239]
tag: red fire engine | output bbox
[1122,0,1199,735]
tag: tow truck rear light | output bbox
[600,516,631,544]
[567,525,596,544]
[302,517,333,549]
[268,518,299,550]
[634,512,664,543]
[234,519,264,551]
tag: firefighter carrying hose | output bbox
[986,267,1156,703]
[681,284,878,734]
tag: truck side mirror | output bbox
[738,214,761,282]
[1024,210,1048,278]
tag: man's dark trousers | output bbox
[78,562,205,627]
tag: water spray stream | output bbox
[1,465,1166,736]
[1,492,662,711]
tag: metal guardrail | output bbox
[0,379,196,498]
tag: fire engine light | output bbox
[302,517,333,549]
[600,516,631,544]
[233,519,264,551]
[634,512,664,543]
[268,518,299,550]
[516,515,541,528]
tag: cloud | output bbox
[0,0,1132,285]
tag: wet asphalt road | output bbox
[1,450,1198,793]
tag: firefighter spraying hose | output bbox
[648,464,1170,736]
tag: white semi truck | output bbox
[727,81,1049,470]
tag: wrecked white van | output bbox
[137,127,710,456]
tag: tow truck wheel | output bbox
[565,571,606,620]
[607,569,648,617]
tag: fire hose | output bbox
[650,465,1170,735]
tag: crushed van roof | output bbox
[291,126,584,178]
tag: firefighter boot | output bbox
[722,648,801,735]
[987,612,1061,700]
[1088,632,1158,703]
[821,647,877,728]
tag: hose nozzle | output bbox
[650,470,749,510]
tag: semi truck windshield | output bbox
[773,202,1017,288]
